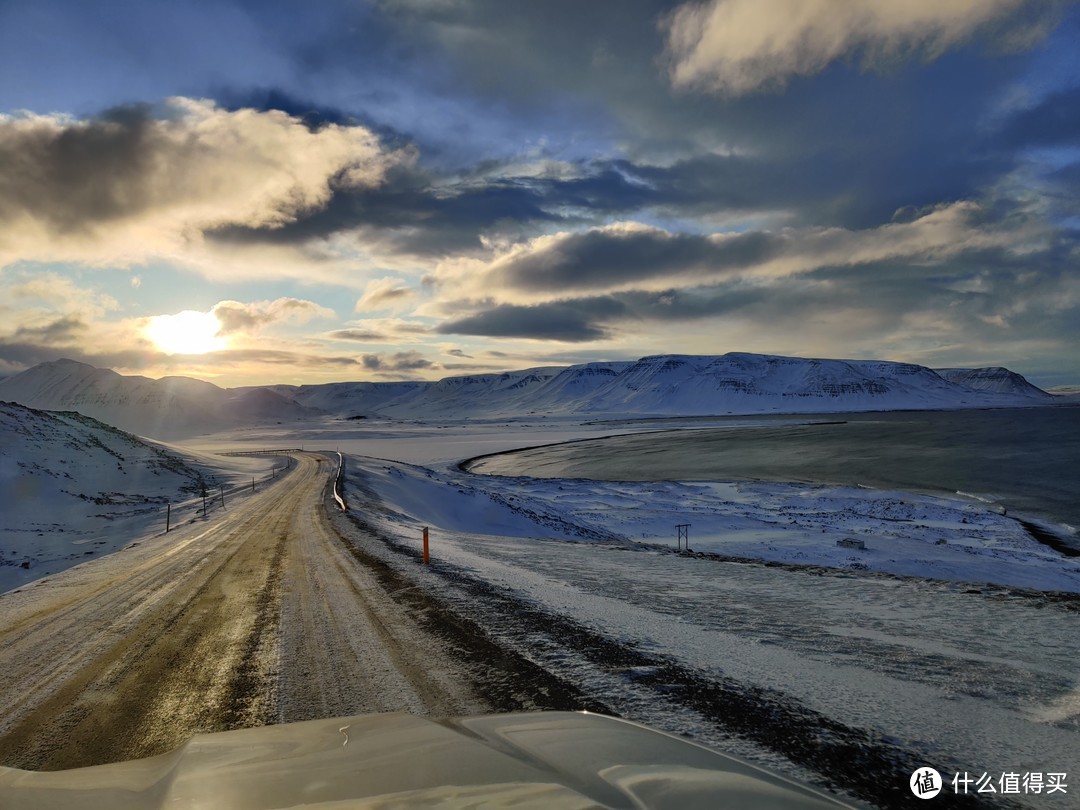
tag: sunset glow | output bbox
[145,311,226,355]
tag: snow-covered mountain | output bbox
[334,353,1052,418]
[0,359,317,438]
[934,367,1054,399]
[0,353,1055,433]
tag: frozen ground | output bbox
[360,458,1080,594]
[9,414,1079,805]
[330,449,1080,807]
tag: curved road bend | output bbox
[0,453,481,771]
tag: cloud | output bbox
[437,298,625,341]
[663,0,1054,95]
[210,298,335,335]
[355,277,417,312]
[325,318,431,343]
[0,98,406,274]
[428,203,1039,306]
[359,350,436,374]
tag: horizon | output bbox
[2,1,1079,389]
[4,351,1070,394]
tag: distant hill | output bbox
[0,353,1055,436]
[0,359,317,438]
[934,367,1054,399]
[287,353,1052,419]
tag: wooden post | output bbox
[219,486,225,508]
[166,503,171,533]
[423,527,429,564]
[252,476,255,492]
[202,492,207,517]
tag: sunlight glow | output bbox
[146,310,227,355]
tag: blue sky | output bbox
[1,0,1078,387]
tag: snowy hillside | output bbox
[0,359,317,438]
[0,354,1055,431]
[0,401,276,592]
[0,402,195,589]
[934,366,1054,398]
[292,353,1052,418]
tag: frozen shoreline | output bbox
[459,424,1080,560]
[354,449,1080,595]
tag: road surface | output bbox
[0,453,482,770]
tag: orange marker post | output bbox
[423,527,429,564]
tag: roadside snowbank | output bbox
[355,456,1080,594]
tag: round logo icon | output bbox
[910,767,942,799]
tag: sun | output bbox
[146,310,227,355]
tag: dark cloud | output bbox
[327,329,396,343]
[0,104,160,232]
[495,227,779,292]
[208,161,565,257]
[361,350,435,372]
[11,315,88,343]
[446,348,472,358]
[437,298,626,341]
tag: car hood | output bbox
[0,711,854,809]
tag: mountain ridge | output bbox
[0,353,1057,438]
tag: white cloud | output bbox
[663,0,1044,95]
[354,277,417,312]
[211,298,335,335]
[0,98,409,278]
[424,202,1040,308]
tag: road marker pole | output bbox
[166,503,171,533]
[220,486,225,508]
[423,527,429,564]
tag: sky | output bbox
[1,0,1079,388]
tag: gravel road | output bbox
[0,453,483,770]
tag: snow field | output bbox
[341,454,1080,805]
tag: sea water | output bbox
[470,407,1080,535]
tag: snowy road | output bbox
[0,453,482,770]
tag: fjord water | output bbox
[473,407,1080,534]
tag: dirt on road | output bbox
[0,454,485,770]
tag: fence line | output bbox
[162,452,297,532]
